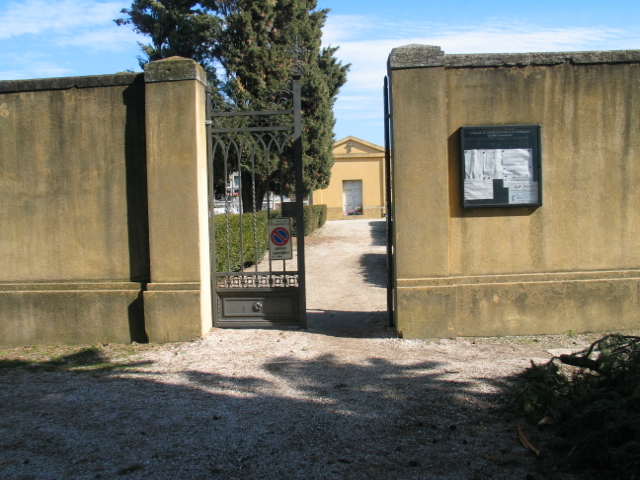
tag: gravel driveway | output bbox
[0,219,604,479]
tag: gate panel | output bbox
[207,76,306,328]
[384,76,396,328]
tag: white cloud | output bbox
[0,0,146,79]
[0,52,72,79]
[57,27,144,51]
[327,15,639,93]
[0,0,125,39]
[324,13,640,142]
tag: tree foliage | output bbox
[115,0,222,76]
[516,334,640,477]
[116,0,349,211]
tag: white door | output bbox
[343,180,363,214]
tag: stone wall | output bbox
[0,58,211,347]
[388,45,640,338]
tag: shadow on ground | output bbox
[368,219,387,247]
[0,348,568,480]
[305,219,391,339]
[358,253,387,288]
[306,310,392,338]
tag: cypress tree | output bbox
[115,0,221,77]
[116,0,349,211]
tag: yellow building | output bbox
[312,136,386,220]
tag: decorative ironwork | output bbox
[285,38,311,76]
[210,88,293,113]
[208,88,294,133]
[207,43,307,328]
[216,274,299,289]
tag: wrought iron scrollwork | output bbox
[208,87,294,132]
[216,274,299,289]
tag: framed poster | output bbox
[460,125,542,208]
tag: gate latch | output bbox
[252,302,263,313]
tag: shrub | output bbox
[215,205,328,272]
[515,334,640,476]
[304,204,328,235]
[214,210,268,272]
[289,204,327,236]
[317,204,328,228]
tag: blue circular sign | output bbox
[271,227,290,246]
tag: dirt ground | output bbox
[0,219,618,479]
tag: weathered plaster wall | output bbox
[0,74,149,346]
[0,58,212,347]
[388,45,640,338]
[0,74,148,283]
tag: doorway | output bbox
[343,179,363,215]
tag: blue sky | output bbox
[2,0,640,146]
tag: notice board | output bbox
[460,125,542,208]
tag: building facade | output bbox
[312,136,386,220]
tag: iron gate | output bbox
[207,75,306,328]
[384,76,395,328]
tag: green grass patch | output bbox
[0,343,160,373]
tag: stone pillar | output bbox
[143,57,212,342]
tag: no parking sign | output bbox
[268,218,292,260]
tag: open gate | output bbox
[207,75,306,328]
[384,76,395,328]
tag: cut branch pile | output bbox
[515,334,640,478]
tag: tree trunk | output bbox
[240,170,268,213]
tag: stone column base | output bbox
[396,270,640,338]
[143,283,205,343]
[0,282,145,347]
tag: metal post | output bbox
[384,76,395,328]
[205,85,218,321]
[293,75,307,328]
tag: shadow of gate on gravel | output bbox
[306,310,392,338]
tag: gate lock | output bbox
[252,302,263,313]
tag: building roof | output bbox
[333,136,385,157]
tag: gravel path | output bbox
[0,219,605,479]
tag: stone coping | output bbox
[0,282,144,292]
[143,56,207,85]
[397,269,640,288]
[389,44,640,70]
[0,73,143,94]
[0,57,207,93]
[146,282,200,291]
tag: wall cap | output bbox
[388,44,445,69]
[144,57,207,85]
[0,73,142,94]
[388,45,640,70]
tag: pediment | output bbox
[333,136,385,156]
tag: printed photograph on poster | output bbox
[464,148,533,202]
[460,125,541,208]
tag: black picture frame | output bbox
[460,125,542,208]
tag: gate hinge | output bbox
[205,120,213,125]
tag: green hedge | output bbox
[214,205,327,272]
[214,210,269,272]
[291,204,327,236]
[317,204,328,229]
